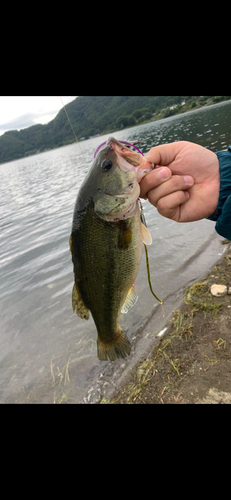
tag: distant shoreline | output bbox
[118,98,231,134]
[1,99,230,166]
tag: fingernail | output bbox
[158,168,170,180]
[184,175,194,185]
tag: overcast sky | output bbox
[0,96,78,136]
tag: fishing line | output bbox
[60,96,83,153]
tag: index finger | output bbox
[139,167,172,198]
[144,141,186,167]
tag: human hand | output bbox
[139,141,220,222]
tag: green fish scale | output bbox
[71,200,142,343]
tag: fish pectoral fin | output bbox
[121,284,138,314]
[72,283,90,320]
[141,222,152,245]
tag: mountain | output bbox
[0,96,226,164]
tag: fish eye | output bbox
[101,159,113,171]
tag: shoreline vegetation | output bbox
[100,240,231,405]
[0,96,230,165]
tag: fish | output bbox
[69,137,155,361]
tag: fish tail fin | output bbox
[97,329,131,361]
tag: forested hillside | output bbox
[0,96,229,164]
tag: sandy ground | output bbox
[100,240,231,404]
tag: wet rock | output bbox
[196,388,231,404]
[210,284,227,297]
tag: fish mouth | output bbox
[107,137,155,181]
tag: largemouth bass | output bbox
[70,137,155,361]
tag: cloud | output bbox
[0,110,59,135]
[0,97,78,136]
[0,113,37,131]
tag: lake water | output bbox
[1,100,231,403]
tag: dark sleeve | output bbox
[207,146,231,240]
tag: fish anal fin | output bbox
[141,222,152,245]
[72,283,90,320]
[121,284,138,314]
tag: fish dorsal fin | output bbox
[121,284,138,314]
[141,222,152,245]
